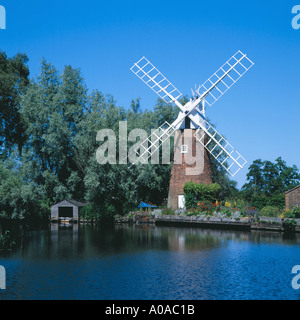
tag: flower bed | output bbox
[185,200,257,221]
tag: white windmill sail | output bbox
[125,114,187,167]
[127,57,185,165]
[128,51,254,176]
[179,50,253,176]
[130,56,184,111]
[194,118,247,177]
[196,50,254,107]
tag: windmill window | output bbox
[181,145,188,153]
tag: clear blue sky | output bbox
[1,0,299,188]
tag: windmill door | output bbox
[178,195,185,209]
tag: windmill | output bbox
[130,51,254,209]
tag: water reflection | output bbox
[13,223,299,261]
[1,224,300,300]
[50,223,79,258]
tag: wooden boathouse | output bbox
[51,199,87,223]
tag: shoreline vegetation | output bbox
[1,206,299,251]
[114,208,300,234]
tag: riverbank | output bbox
[154,214,251,231]
[115,212,300,233]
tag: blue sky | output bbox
[0,0,299,188]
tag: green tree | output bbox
[0,51,30,154]
[21,60,88,202]
[0,157,44,221]
[210,156,239,200]
[241,157,300,209]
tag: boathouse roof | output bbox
[51,199,88,208]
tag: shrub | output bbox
[162,208,175,215]
[248,193,268,210]
[183,182,221,210]
[184,191,197,210]
[260,206,282,217]
[0,230,16,249]
[186,209,197,216]
[266,193,285,208]
[80,203,97,220]
[284,210,295,219]
[292,207,300,219]
[81,203,115,223]
[100,204,115,223]
[241,205,258,217]
[282,219,296,234]
[220,208,232,217]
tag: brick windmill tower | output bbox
[167,101,213,209]
[129,51,254,209]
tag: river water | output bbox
[0,224,300,300]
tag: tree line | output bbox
[0,51,299,223]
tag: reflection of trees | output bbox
[112,225,237,252]
[48,224,300,256]
[249,231,300,245]
[184,233,218,251]
[167,228,245,251]
[4,224,300,261]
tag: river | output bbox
[0,224,300,300]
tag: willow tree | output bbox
[0,51,29,154]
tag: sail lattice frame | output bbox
[195,119,247,176]
[196,51,254,107]
[131,57,183,106]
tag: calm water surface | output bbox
[0,224,300,300]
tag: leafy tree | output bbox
[20,60,89,202]
[0,158,43,221]
[210,156,239,200]
[84,96,174,213]
[241,157,300,209]
[153,98,178,127]
[0,51,30,154]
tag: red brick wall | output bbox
[285,186,300,210]
[167,129,212,210]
